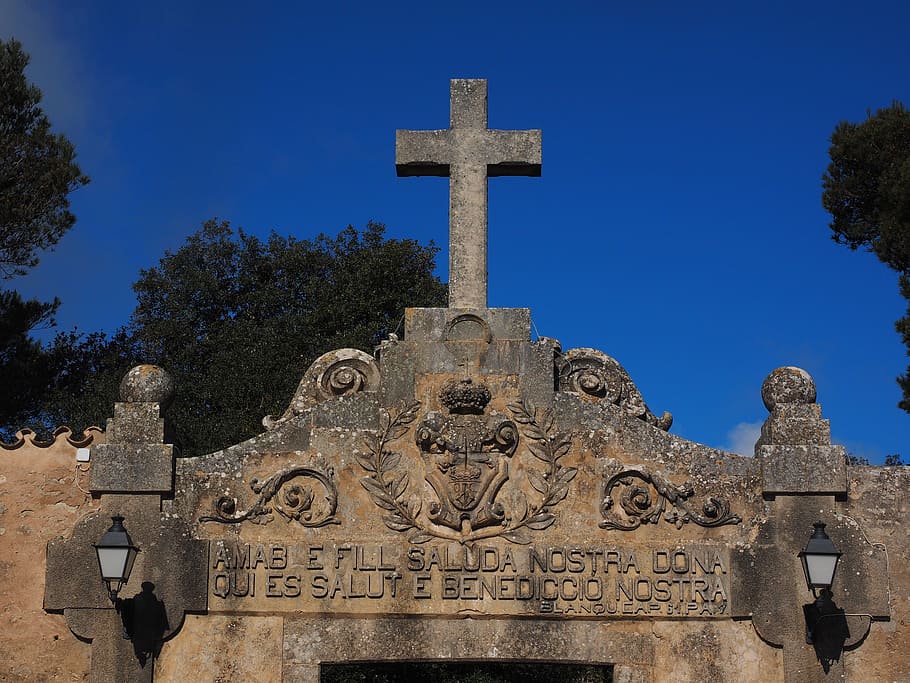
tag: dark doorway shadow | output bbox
[117,581,170,667]
[804,593,850,673]
[321,662,613,683]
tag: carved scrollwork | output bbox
[317,356,378,399]
[600,465,741,531]
[200,455,339,527]
[558,348,672,431]
[264,349,380,428]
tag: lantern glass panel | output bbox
[803,553,839,588]
[97,545,131,581]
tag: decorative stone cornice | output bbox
[0,425,103,451]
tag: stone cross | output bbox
[396,79,541,309]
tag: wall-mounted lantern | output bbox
[94,515,140,603]
[798,521,842,644]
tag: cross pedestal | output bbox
[396,79,541,309]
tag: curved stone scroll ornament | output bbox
[200,456,339,527]
[600,465,741,531]
[558,348,673,431]
[357,395,576,545]
[263,348,380,428]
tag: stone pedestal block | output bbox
[89,443,175,493]
[758,444,848,495]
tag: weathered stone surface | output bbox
[266,348,380,428]
[731,494,891,681]
[405,307,532,341]
[757,444,847,495]
[106,402,166,444]
[155,615,283,683]
[0,439,97,681]
[154,336,899,681]
[758,405,832,446]
[119,364,175,406]
[283,616,652,669]
[756,366,846,496]
[762,366,817,409]
[45,498,209,620]
[179,340,749,625]
[651,621,782,682]
[757,368,832,448]
[841,465,910,681]
[39,366,211,681]
[311,391,379,430]
[64,608,152,682]
[45,501,209,681]
[89,443,175,493]
[558,347,672,430]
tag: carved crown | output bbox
[440,378,491,415]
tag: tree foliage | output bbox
[0,38,89,436]
[822,102,910,411]
[129,219,446,455]
[0,38,89,277]
[36,329,141,436]
[0,290,57,429]
[15,220,447,455]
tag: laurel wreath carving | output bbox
[502,400,578,544]
[599,465,741,531]
[356,401,430,541]
[357,400,576,545]
[200,458,340,527]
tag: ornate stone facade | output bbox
[25,80,908,682]
[31,306,901,682]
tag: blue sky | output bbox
[3,1,907,461]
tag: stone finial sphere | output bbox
[761,366,816,411]
[120,365,175,405]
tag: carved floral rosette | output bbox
[357,392,576,545]
[200,454,339,527]
[600,463,741,531]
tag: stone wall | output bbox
[842,465,910,681]
[0,428,102,682]
[13,453,907,681]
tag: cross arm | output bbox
[485,129,542,177]
[396,129,451,177]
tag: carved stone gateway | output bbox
[41,81,902,683]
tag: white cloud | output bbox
[723,421,763,456]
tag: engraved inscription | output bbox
[208,541,731,618]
